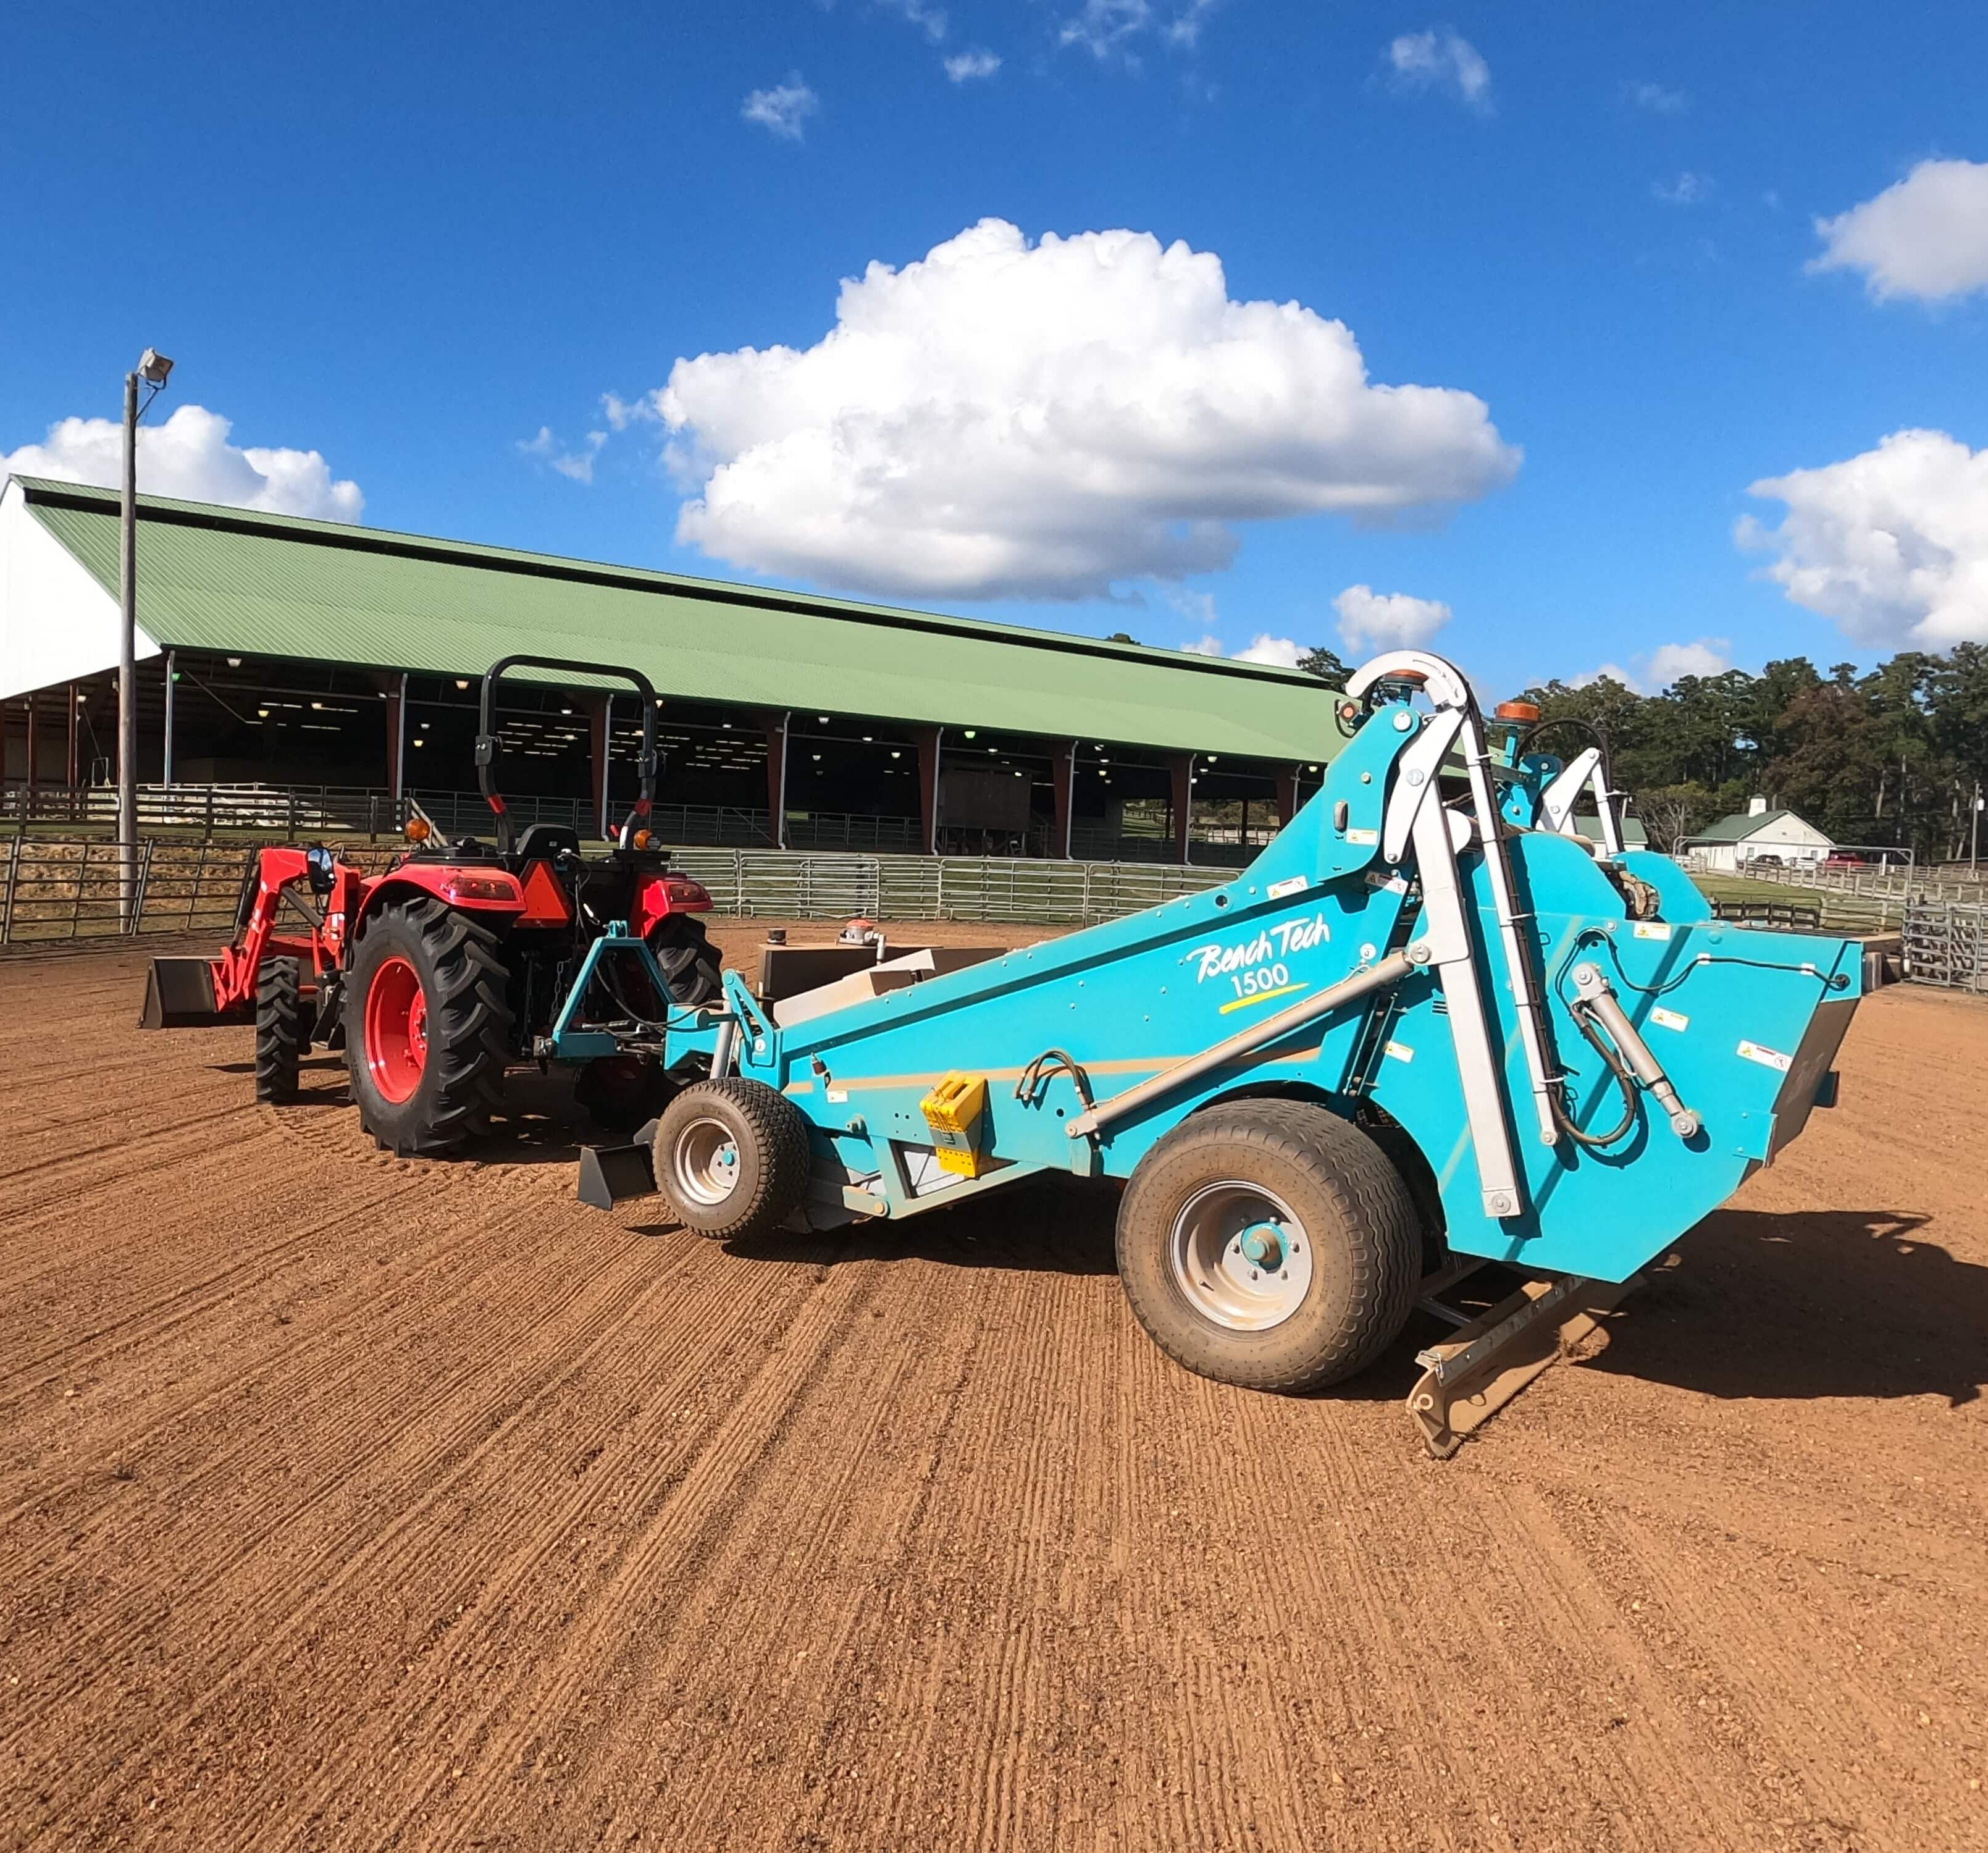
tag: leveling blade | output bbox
[576,1118,662,1209]
[1406,1272,1640,1457]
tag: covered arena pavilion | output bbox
[0,474,1346,862]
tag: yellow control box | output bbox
[920,1072,990,1177]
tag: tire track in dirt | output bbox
[406,1251,925,1851]
[0,1216,676,1678]
[42,1235,835,1847]
[4,951,1985,1853]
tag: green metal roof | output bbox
[1695,809,1793,843]
[15,476,1343,764]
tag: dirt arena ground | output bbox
[2,922,1984,1852]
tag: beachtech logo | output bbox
[1186,913,1331,1012]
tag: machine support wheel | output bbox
[652,1078,812,1240]
[650,915,723,1008]
[1115,1100,1421,1393]
[254,958,307,1104]
[344,898,514,1156]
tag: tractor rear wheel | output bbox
[652,1078,812,1240]
[650,915,723,1007]
[344,899,514,1155]
[1115,1100,1420,1393]
[254,958,307,1104]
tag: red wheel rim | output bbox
[364,955,428,1104]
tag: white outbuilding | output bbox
[1687,797,1833,873]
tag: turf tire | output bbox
[652,1077,812,1240]
[254,957,306,1104]
[1116,1099,1420,1393]
[345,898,513,1156]
[650,914,723,1007]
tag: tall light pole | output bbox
[119,347,174,928]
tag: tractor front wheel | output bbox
[1115,1101,1420,1393]
[344,899,514,1155]
[254,958,307,1104]
[652,1078,811,1240]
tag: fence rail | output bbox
[0,781,411,837]
[0,834,1229,946]
[1,781,1247,865]
[1903,902,1988,993]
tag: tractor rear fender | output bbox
[353,865,530,938]
[632,874,715,935]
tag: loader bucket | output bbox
[140,957,248,1030]
[576,1118,661,1209]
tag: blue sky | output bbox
[3,1,1984,695]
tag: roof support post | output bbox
[592,694,612,842]
[1170,752,1196,865]
[161,650,176,789]
[1273,764,1301,827]
[24,691,37,805]
[761,710,791,849]
[1052,738,1078,860]
[67,684,80,790]
[380,673,408,809]
[915,725,944,857]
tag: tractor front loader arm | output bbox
[140,846,346,1029]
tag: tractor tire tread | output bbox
[346,897,514,1156]
[254,957,306,1104]
[650,915,723,1007]
[1117,1099,1420,1395]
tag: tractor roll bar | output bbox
[476,655,661,854]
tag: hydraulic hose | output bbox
[1549,1006,1640,1150]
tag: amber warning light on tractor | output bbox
[1495,700,1541,724]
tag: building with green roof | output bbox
[0,474,1346,859]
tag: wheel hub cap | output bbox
[671,1116,743,1207]
[1168,1182,1314,1332]
[364,955,429,1105]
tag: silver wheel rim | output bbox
[671,1115,742,1207]
[1168,1180,1314,1332]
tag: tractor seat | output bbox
[514,823,583,865]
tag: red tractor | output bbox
[141,655,722,1152]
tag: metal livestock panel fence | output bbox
[1903,902,1988,993]
[660,848,1228,924]
[1,838,1230,945]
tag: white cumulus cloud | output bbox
[519,426,606,484]
[1233,634,1306,667]
[1652,171,1714,206]
[878,0,947,44]
[742,77,818,141]
[1333,584,1453,652]
[1569,639,1730,694]
[1623,80,1687,114]
[1060,0,1152,57]
[658,219,1520,600]
[1059,0,1222,60]
[1810,159,1988,303]
[1181,634,1223,655]
[1,403,363,521]
[1386,30,1491,112]
[943,48,1000,82]
[1738,429,1988,646]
